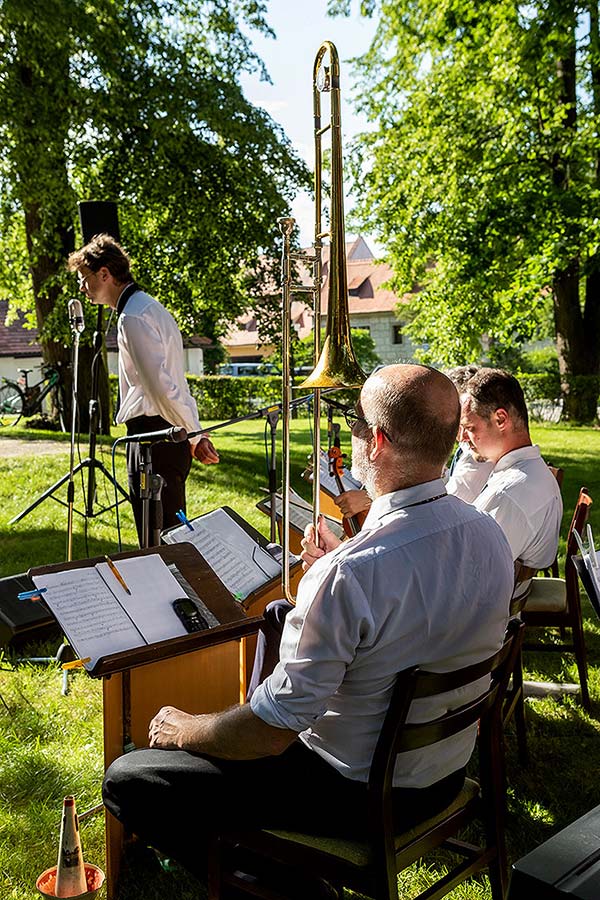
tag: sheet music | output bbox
[162,508,282,601]
[32,554,188,669]
[260,490,345,540]
[97,555,189,644]
[32,567,145,670]
[316,449,362,496]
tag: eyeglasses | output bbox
[343,409,370,432]
[77,270,96,289]
[343,407,393,443]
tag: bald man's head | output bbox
[361,364,460,470]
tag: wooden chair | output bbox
[209,621,525,900]
[502,563,536,766]
[540,465,565,578]
[521,487,593,711]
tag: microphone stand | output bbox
[66,313,83,562]
[266,410,280,542]
[139,443,165,550]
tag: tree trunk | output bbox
[553,263,600,422]
[551,4,599,422]
[15,23,112,435]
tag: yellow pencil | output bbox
[104,555,131,595]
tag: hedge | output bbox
[109,374,360,423]
[109,372,597,424]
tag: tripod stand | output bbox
[10,306,129,526]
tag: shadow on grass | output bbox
[0,526,138,578]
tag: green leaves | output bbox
[0,0,310,354]
[344,0,600,393]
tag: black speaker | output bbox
[78,200,120,244]
[0,574,59,649]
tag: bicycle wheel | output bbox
[53,385,67,433]
[0,382,25,426]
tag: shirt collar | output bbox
[492,444,540,473]
[116,282,138,316]
[362,478,447,529]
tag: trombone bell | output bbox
[300,334,365,389]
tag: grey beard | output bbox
[351,459,376,499]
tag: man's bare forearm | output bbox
[148,702,298,759]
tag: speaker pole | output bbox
[9,201,129,529]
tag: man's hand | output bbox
[300,516,342,571]
[190,436,220,464]
[334,489,372,518]
[149,705,199,750]
[148,702,297,759]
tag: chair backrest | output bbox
[510,561,536,616]
[547,465,564,491]
[566,487,593,561]
[565,488,593,599]
[542,465,565,577]
[367,620,525,841]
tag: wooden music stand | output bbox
[30,542,267,899]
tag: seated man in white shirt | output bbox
[445,365,494,502]
[457,367,563,579]
[332,364,493,518]
[102,364,514,894]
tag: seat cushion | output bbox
[264,778,480,867]
[524,577,567,614]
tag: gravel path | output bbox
[0,438,70,457]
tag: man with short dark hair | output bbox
[67,234,219,543]
[102,364,514,889]
[458,367,562,574]
[445,365,494,502]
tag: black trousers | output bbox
[246,598,294,700]
[126,415,192,546]
[102,740,465,878]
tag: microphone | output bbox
[68,298,85,334]
[120,426,188,444]
[322,396,349,413]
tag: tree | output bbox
[0,0,309,429]
[332,0,600,422]
[269,327,381,375]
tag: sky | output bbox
[239,0,379,250]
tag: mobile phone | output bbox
[172,597,209,633]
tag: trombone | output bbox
[279,41,365,603]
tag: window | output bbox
[393,325,403,345]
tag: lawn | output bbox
[1,418,600,900]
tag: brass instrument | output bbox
[279,41,365,603]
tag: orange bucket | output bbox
[36,862,105,899]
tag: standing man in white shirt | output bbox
[102,364,514,890]
[68,234,219,544]
[458,367,562,574]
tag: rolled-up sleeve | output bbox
[250,563,371,732]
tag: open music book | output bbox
[31,554,198,672]
[162,506,295,605]
[574,526,600,619]
[256,488,345,540]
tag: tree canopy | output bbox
[332,0,600,420]
[0,0,309,422]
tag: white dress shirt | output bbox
[473,445,563,569]
[446,443,494,503]
[251,479,514,787]
[115,290,202,435]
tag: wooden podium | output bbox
[30,542,301,899]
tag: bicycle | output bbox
[0,363,66,429]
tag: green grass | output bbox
[1,420,600,899]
